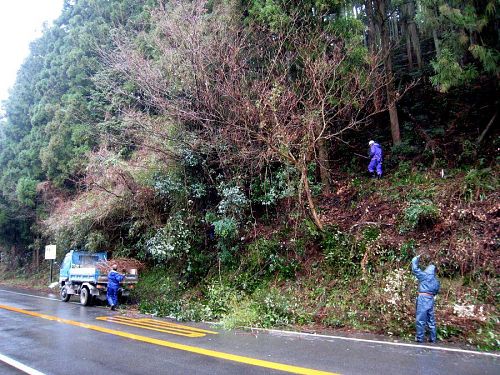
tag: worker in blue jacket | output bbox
[368,140,383,178]
[107,264,125,311]
[411,255,440,343]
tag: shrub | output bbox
[213,217,238,240]
[220,286,312,329]
[400,240,417,263]
[401,199,440,232]
[84,231,107,251]
[151,172,185,208]
[391,141,418,159]
[217,184,248,219]
[253,287,304,328]
[212,216,239,265]
[205,183,250,266]
[362,226,380,242]
[322,227,361,276]
[250,165,297,206]
[16,177,39,207]
[437,324,463,340]
[390,162,428,186]
[458,140,478,164]
[405,187,436,200]
[244,238,299,282]
[461,168,497,202]
[205,282,239,318]
[133,267,184,313]
[220,297,260,329]
[146,213,192,262]
[474,317,500,351]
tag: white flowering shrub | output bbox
[376,268,415,333]
[383,268,408,305]
[146,213,192,262]
[180,148,201,167]
[217,184,248,218]
[153,175,184,197]
[189,182,207,199]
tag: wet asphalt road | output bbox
[0,287,498,375]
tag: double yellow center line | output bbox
[0,304,339,375]
[96,316,218,338]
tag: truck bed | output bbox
[69,267,138,284]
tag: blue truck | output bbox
[59,250,138,306]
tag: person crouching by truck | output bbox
[411,255,440,343]
[107,264,125,311]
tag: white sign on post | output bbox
[45,245,56,260]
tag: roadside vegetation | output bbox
[0,0,498,351]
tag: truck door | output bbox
[59,252,72,281]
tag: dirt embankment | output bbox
[318,176,499,276]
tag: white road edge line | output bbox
[3,288,498,358]
[256,327,500,358]
[0,288,88,307]
[0,288,108,308]
[0,353,46,375]
[0,289,59,301]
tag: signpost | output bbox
[45,245,57,283]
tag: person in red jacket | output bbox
[107,264,125,311]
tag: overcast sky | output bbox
[0,0,63,110]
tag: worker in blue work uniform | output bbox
[368,140,383,178]
[107,264,125,311]
[411,255,440,343]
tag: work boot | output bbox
[110,305,116,311]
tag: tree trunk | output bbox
[401,1,422,70]
[315,119,331,194]
[391,15,399,43]
[406,0,422,69]
[432,28,441,56]
[402,21,414,70]
[375,0,401,145]
[366,0,383,111]
[388,101,401,145]
[317,139,331,194]
[430,4,441,56]
[300,163,324,231]
[365,1,377,52]
[406,33,414,70]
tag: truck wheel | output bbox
[80,287,92,306]
[60,286,70,302]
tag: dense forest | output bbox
[0,0,498,349]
